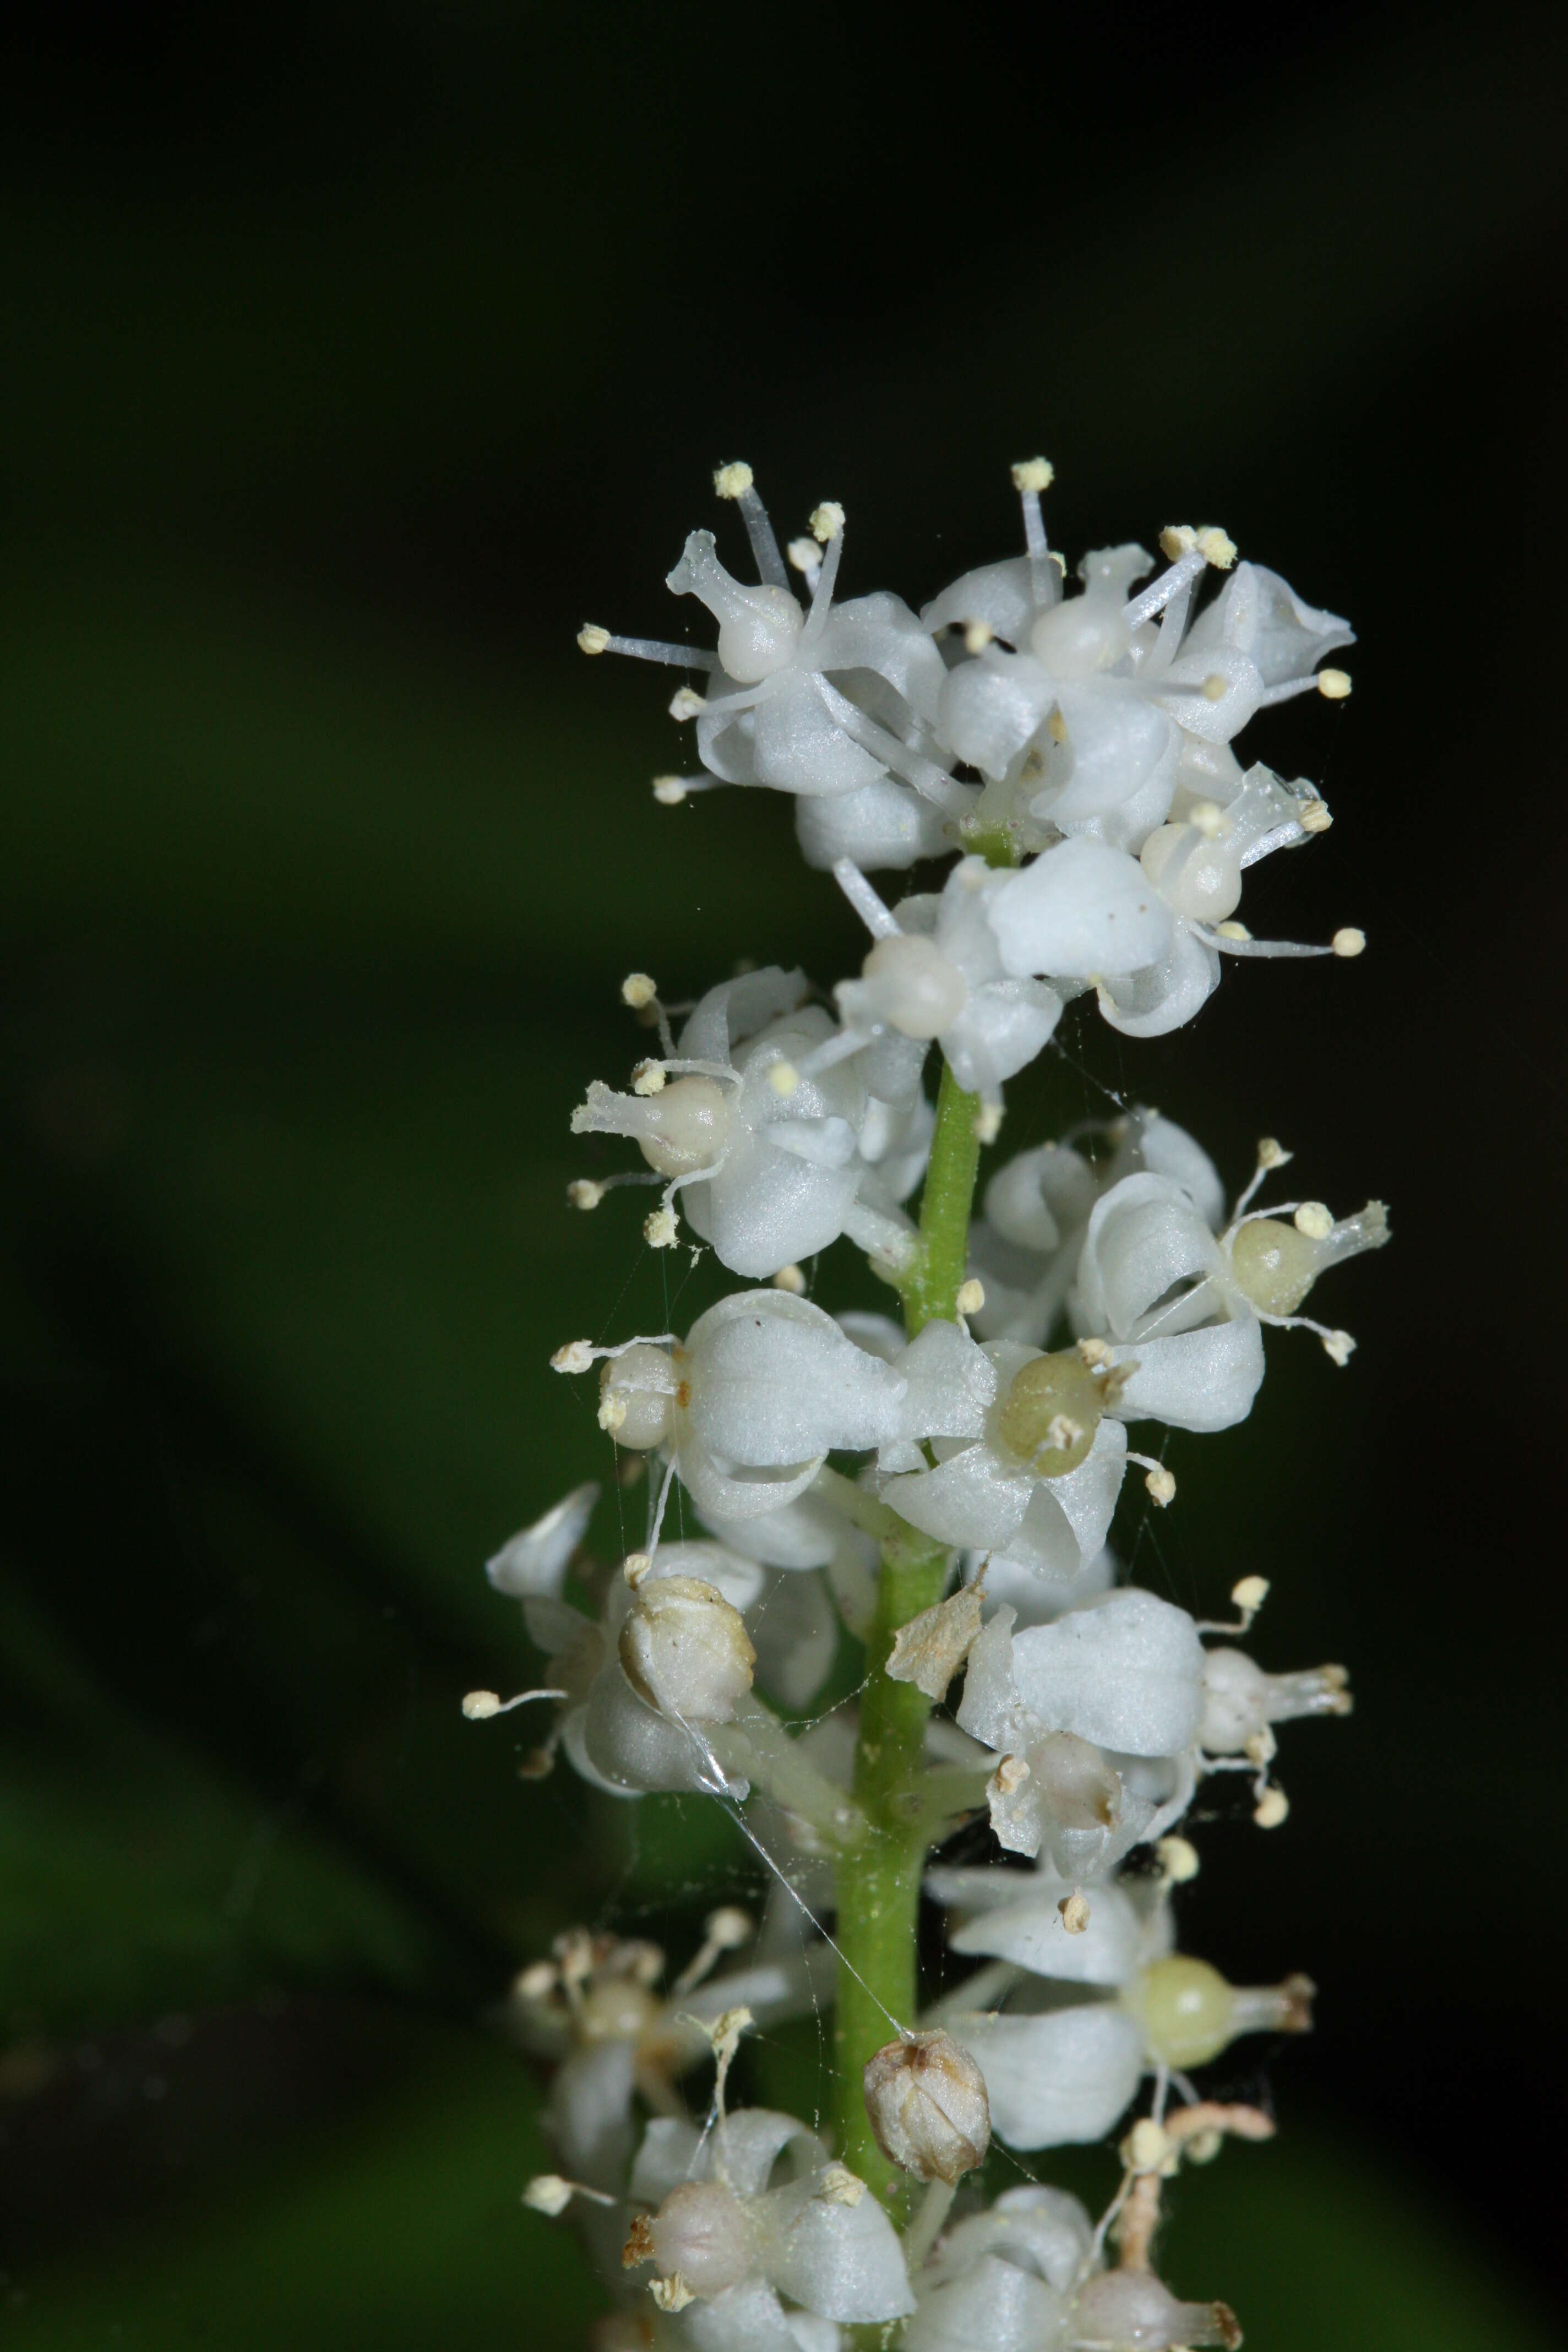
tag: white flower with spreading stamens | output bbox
[934,1584,1352,1865]
[624,2107,914,2344]
[944,1908,1314,2152]
[967,1112,1226,1348]
[831,855,1063,1115]
[984,764,1353,1040]
[1070,1162,1391,1418]
[584,465,973,870]
[570,965,927,1276]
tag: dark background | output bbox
[1,6,1564,2345]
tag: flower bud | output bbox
[647,2180,755,2298]
[619,1576,756,1722]
[1072,2269,1240,2350]
[862,2029,991,2184]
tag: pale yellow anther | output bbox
[1201,673,1229,702]
[650,2276,695,2313]
[1332,927,1366,958]
[622,972,658,1009]
[1299,797,1332,834]
[1189,799,1227,839]
[1215,922,1251,942]
[816,2164,866,2207]
[1145,1464,1177,1507]
[713,461,754,500]
[644,1206,679,1249]
[462,1690,503,1720]
[766,1060,799,1098]
[1185,2126,1225,2163]
[955,1278,986,1317]
[669,687,706,721]
[515,1959,557,2001]
[1244,1727,1278,1767]
[577,624,611,655]
[773,1263,807,1294]
[568,1179,606,1211]
[1059,1892,1091,1935]
[553,1339,595,1374]
[1256,1139,1291,1171]
[1126,2119,1173,2173]
[1159,524,1199,558]
[524,2174,575,2217]
[1232,1574,1271,1616]
[705,1906,754,1951]
[1195,526,1238,570]
[1157,1834,1201,1884]
[623,1551,652,1589]
[1047,706,1070,744]
[632,1061,667,1096]
[652,775,689,805]
[786,536,819,574]
[1077,1336,1115,1370]
[1317,668,1352,699]
[810,500,846,542]
[1254,1785,1291,1829]
[1293,1201,1334,1240]
[1322,1329,1355,1366]
[963,619,994,654]
[1011,456,1055,493]
[973,1101,1003,1145]
[990,1753,1031,1796]
[598,1393,629,1434]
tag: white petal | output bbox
[938,650,1055,779]
[796,775,951,871]
[1134,1115,1226,1231]
[579,1662,744,1798]
[1108,1316,1265,1433]
[893,1318,998,1441]
[1095,923,1218,1038]
[906,2251,1064,2352]
[1010,1590,1206,1757]
[946,1874,1150,1985]
[1039,682,1179,851]
[678,968,812,1067]
[703,2107,824,2196]
[631,2113,707,2204]
[698,1490,845,1569]
[486,1482,599,1598]
[988,839,1174,982]
[953,1605,1035,1754]
[954,2005,1145,2147]
[750,1568,839,1709]
[687,1292,908,1463]
[547,2040,638,2181]
[881,1440,1033,1553]
[922,554,1050,643]
[1076,1173,1222,1336]
[930,2183,1093,2294]
[755,2168,916,2321]
[669,2280,802,2352]
[998,1420,1128,1581]
[752,672,888,796]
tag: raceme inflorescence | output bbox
[474,460,1387,2350]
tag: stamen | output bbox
[1123,547,1207,633]
[832,856,902,940]
[579,626,719,669]
[714,460,790,589]
[462,1687,567,1720]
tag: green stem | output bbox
[831,1060,992,2208]
[900,1058,984,1336]
[831,1527,949,2209]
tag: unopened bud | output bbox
[862,2029,991,2185]
[619,1577,755,1722]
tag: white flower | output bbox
[967,1112,1225,1348]
[571,966,926,1277]
[486,1501,838,1796]
[876,1333,1158,1583]
[985,765,1341,1041]
[905,2182,1096,2352]
[832,856,1063,1110]
[946,1920,1314,2150]
[949,1595,1202,1873]
[626,2108,914,2343]
[1072,1166,1391,1416]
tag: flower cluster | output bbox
[471,462,1387,2348]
